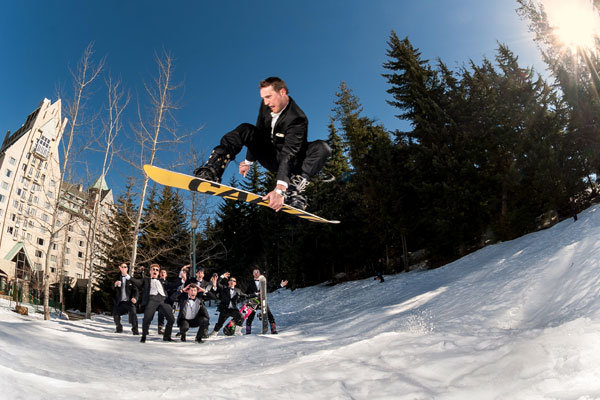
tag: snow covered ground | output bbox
[3,206,600,399]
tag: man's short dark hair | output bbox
[188,283,199,290]
[260,77,288,94]
[196,267,204,273]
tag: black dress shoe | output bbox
[132,329,139,335]
[163,337,174,342]
[195,338,204,344]
[181,334,186,342]
[140,335,146,343]
[115,326,123,333]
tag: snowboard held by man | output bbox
[194,76,331,211]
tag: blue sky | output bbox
[0,1,545,194]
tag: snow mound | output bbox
[2,206,600,399]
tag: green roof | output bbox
[4,242,33,265]
[90,175,109,191]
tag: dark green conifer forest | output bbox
[98,4,600,298]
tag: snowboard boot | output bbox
[245,325,251,335]
[194,148,232,183]
[270,322,278,335]
[209,329,219,338]
[234,325,244,336]
[115,325,123,333]
[140,334,146,343]
[286,174,310,210]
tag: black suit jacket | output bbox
[113,275,139,306]
[176,294,205,326]
[216,280,248,313]
[248,96,308,183]
[130,276,181,307]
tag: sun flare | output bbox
[543,0,600,52]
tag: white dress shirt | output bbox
[149,278,166,296]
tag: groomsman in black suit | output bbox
[130,263,178,343]
[208,273,247,337]
[244,267,287,334]
[112,263,139,335]
[177,284,210,343]
[178,265,215,338]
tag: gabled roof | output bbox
[4,242,34,266]
[90,175,109,191]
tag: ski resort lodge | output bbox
[0,98,114,302]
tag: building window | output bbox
[35,250,43,258]
[37,237,44,246]
[8,157,16,166]
[66,247,71,254]
[34,135,51,159]
[50,267,56,273]
[50,255,57,262]
[5,169,12,178]
[12,200,19,208]
[0,194,5,203]
[41,213,48,222]
[50,180,56,187]
[67,236,72,243]
[6,226,13,234]
[78,251,83,258]
[78,240,85,247]
[64,259,70,266]
[1,181,9,190]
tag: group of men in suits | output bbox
[112,263,287,343]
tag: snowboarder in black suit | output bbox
[194,76,330,211]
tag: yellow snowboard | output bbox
[144,164,340,224]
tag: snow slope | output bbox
[3,206,600,399]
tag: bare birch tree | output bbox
[84,75,128,318]
[126,50,186,274]
[42,44,104,320]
